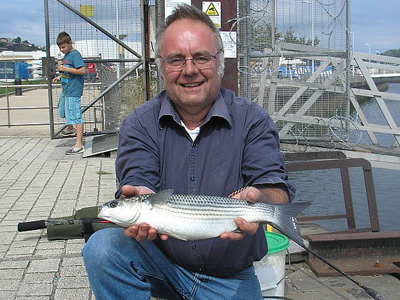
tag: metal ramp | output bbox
[83,133,118,158]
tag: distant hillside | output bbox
[0,37,44,51]
[382,48,400,58]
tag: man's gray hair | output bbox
[155,4,225,78]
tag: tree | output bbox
[382,49,400,58]
[251,22,282,52]
[12,36,22,44]
[281,26,320,46]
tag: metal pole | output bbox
[141,0,150,101]
[271,0,276,50]
[311,0,315,73]
[116,0,120,79]
[303,0,314,73]
[4,62,11,127]
[365,43,371,55]
[44,0,55,138]
[346,0,352,141]
[238,0,250,98]
[156,0,164,93]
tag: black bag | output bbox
[17,206,120,242]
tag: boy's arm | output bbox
[58,65,86,75]
[52,75,61,83]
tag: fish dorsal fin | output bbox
[146,189,174,209]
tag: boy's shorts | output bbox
[58,93,83,124]
[58,92,65,119]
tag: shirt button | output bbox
[192,244,197,250]
[190,175,195,181]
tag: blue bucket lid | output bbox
[265,231,289,254]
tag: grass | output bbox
[0,79,47,96]
[121,74,159,120]
[96,170,113,175]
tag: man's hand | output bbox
[219,187,261,241]
[121,185,169,242]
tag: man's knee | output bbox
[82,228,124,268]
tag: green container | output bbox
[254,231,290,297]
[265,231,289,254]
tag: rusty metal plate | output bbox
[305,231,400,277]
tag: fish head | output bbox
[98,197,141,227]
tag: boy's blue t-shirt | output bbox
[60,49,85,97]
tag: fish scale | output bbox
[98,189,310,243]
[151,196,274,221]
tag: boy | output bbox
[53,31,86,155]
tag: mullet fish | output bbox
[98,189,309,244]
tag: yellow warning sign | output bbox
[206,3,219,16]
[203,2,221,28]
[80,5,94,17]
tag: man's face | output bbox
[58,41,73,55]
[159,19,222,118]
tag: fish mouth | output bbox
[97,207,106,219]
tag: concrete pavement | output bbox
[0,136,116,299]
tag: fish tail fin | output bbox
[270,202,310,248]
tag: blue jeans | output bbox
[82,228,263,300]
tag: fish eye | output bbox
[109,200,118,208]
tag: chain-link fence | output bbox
[45,0,349,144]
[237,0,350,145]
[46,0,155,137]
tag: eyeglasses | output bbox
[158,50,222,71]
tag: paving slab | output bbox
[0,136,116,300]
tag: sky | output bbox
[0,0,399,54]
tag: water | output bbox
[290,83,400,232]
[356,82,400,147]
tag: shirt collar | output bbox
[158,89,232,128]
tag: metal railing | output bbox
[285,151,380,233]
[0,83,49,127]
[0,81,104,130]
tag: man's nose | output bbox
[182,58,197,74]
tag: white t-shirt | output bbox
[181,121,200,142]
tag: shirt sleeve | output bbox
[242,109,296,201]
[115,113,160,198]
[72,51,85,69]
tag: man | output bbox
[83,4,295,300]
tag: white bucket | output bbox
[254,232,289,297]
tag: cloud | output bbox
[351,0,400,52]
[0,1,45,46]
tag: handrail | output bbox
[285,151,380,233]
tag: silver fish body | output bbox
[98,189,309,244]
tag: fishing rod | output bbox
[17,200,386,299]
[294,240,386,300]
